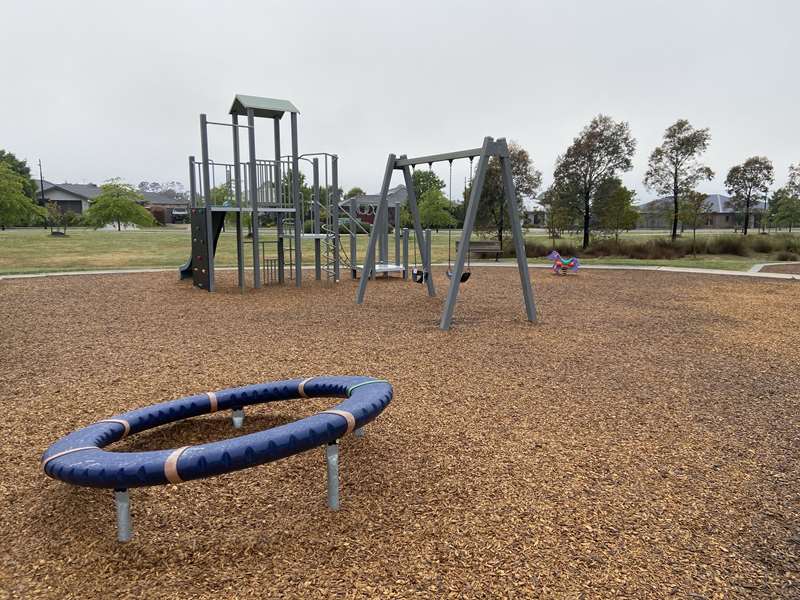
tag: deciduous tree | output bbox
[554,115,636,249]
[344,187,364,199]
[0,163,43,229]
[539,185,579,245]
[725,156,773,235]
[678,191,713,256]
[593,178,639,243]
[644,119,714,241]
[418,188,455,231]
[412,170,445,201]
[84,180,157,231]
[466,143,542,247]
[771,187,800,232]
[0,149,37,199]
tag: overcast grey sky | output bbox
[2,0,797,203]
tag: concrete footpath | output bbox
[2,263,798,282]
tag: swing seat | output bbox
[446,271,471,283]
[412,268,425,284]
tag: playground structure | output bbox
[41,376,393,542]
[356,137,537,330]
[547,250,580,275]
[178,95,537,331]
[179,95,348,291]
[180,94,421,292]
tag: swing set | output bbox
[356,136,536,331]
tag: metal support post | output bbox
[232,114,245,290]
[247,109,261,288]
[325,442,340,510]
[356,154,395,304]
[231,408,245,428]
[290,113,302,286]
[394,206,401,267]
[401,161,435,296]
[499,138,537,322]
[200,114,215,292]
[274,119,285,284]
[440,137,493,330]
[114,488,132,543]
[402,227,409,279]
[349,197,357,279]
[332,155,341,281]
[313,158,321,280]
[188,156,197,208]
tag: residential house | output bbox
[339,185,407,225]
[34,180,188,223]
[636,194,762,229]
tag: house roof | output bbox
[35,180,184,205]
[141,191,185,206]
[229,95,299,119]
[340,185,408,209]
[638,194,734,213]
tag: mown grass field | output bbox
[0,226,794,275]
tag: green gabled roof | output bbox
[229,95,299,119]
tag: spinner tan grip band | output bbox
[98,419,131,438]
[298,378,314,398]
[164,446,189,484]
[42,446,98,470]
[321,409,356,435]
[207,391,218,413]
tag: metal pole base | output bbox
[354,427,365,438]
[326,442,339,511]
[114,488,132,543]
[232,408,245,429]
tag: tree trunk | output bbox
[671,171,679,241]
[582,193,591,250]
[117,220,121,231]
[743,196,750,236]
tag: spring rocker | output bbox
[547,250,580,275]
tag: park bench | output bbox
[456,239,502,261]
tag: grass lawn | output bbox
[0,226,787,275]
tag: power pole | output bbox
[37,160,46,206]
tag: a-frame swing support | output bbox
[356,136,537,330]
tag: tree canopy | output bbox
[418,188,455,230]
[412,169,445,201]
[678,191,713,254]
[0,149,37,199]
[344,187,364,199]
[466,142,541,247]
[644,119,714,241]
[84,180,157,230]
[553,115,636,249]
[771,186,800,232]
[725,156,773,235]
[0,163,44,228]
[592,178,639,242]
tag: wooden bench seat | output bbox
[455,239,502,261]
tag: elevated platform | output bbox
[208,206,296,213]
[355,263,405,274]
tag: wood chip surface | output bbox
[1,268,798,599]
[761,263,800,274]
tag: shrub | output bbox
[751,235,777,254]
[706,235,751,256]
[524,240,549,258]
[775,250,799,261]
[553,240,579,257]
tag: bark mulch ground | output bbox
[1,268,798,599]
[761,263,800,275]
